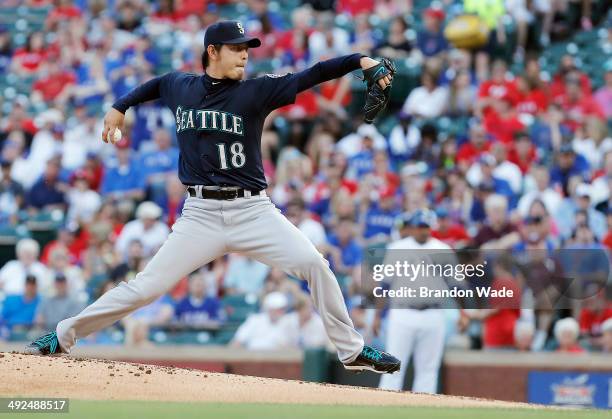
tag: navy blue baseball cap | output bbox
[204,21,261,49]
[408,209,437,228]
[202,21,261,68]
[396,209,437,229]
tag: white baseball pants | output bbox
[378,308,446,393]
[56,194,364,363]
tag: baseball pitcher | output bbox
[26,20,399,373]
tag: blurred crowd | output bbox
[0,0,611,360]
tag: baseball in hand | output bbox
[108,127,122,144]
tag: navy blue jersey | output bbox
[113,54,364,189]
[158,72,297,189]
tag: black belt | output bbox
[414,304,441,311]
[186,186,265,200]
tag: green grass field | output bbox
[1,401,608,419]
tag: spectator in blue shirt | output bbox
[325,217,363,277]
[130,101,175,152]
[562,222,608,281]
[555,185,608,241]
[361,186,401,243]
[26,156,67,213]
[121,32,160,73]
[416,8,449,57]
[1,274,39,332]
[550,143,590,197]
[347,133,376,180]
[479,153,517,209]
[470,182,496,224]
[174,271,225,327]
[100,137,145,201]
[529,105,572,152]
[110,63,141,100]
[139,129,179,202]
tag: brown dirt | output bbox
[0,352,540,408]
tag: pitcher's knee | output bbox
[118,276,163,305]
[291,250,330,275]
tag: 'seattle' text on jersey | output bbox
[175,107,244,136]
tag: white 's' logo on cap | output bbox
[236,22,244,34]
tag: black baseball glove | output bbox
[362,58,396,124]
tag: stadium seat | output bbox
[222,294,258,325]
[226,305,257,324]
[0,7,18,25]
[25,211,64,251]
[0,226,30,267]
[218,2,249,21]
[211,324,240,344]
[151,330,213,345]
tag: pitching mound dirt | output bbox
[0,352,536,408]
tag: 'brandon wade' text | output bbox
[373,287,514,298]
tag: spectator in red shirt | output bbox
[278,89,319,119]
[515,75,549,116]
[247,16,279,61]
[369,150,400,192]
[579,290,612,339]
[430,207,470,248]
[32,59,76,104]
[321,76,352,107]
[81,152,104,192]
[482,258,522,349]
[337,0,375,16]
[0,98,38,141]
[559,72,605,132]
[507,131,537,174]
[554,317,586,353]
[40,225,86,266]
[456,123,492,170]
[550,54,592,102]
[174,0,208,20]
[152,0,181,23]
[460,256,522,349]
[310,160,358,223]
[46,0,83,31]
[275,8,313,66]
[477,59,518,115]
[483,93,525,144]
[11,32,47,75]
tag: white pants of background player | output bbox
[379,308,446,393]
[56,193,364,363]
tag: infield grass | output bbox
[1,400,609,419]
